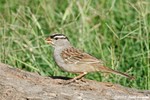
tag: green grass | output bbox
[0,0,149,90]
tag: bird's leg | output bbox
[72,72,87,81]
[65,72,87,84]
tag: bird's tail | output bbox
[100,66,135,80]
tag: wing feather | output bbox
[61,47,103,65]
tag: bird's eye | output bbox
[54,37,58,40]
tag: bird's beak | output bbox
[45,37,53,44]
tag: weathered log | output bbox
[0,63,149,100]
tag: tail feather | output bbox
[101,66,135,80]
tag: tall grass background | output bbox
[0,0,149,90]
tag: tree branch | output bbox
[0,63,149,100]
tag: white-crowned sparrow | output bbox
[46,33,135,83]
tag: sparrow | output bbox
[46,33,135,83]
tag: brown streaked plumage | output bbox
[61,47,102,65]
[46,33,135,83]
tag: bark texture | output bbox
[0,63,149,100]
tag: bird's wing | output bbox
[61,47,104,65]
